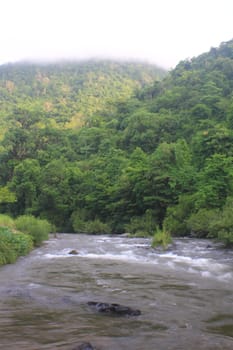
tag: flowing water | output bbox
[0,234,233,350]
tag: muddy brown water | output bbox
[0,234,233,350]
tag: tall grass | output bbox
[151,227,172,250]
[0,227,33,266]
[0,214,15,229]
[0,214,52,266]
[15,215,52,246]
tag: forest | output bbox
[0,40,233,247]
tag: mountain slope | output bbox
[0,60,166,131]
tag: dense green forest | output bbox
[0,40,233,246]
[0,60,165,132]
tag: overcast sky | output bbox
[0,0,232,68]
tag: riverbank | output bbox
[0,214,52,266]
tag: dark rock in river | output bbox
[72,342,95,350]
[68,249,79,255]
[87,301,141,316]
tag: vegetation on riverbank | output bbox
[0,214,52,266]
[151,227,172,250]
[0,227,33,265]
[0,41,233,246]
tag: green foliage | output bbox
[184,197,233,247]
[0,60,165,132]
[208,197,233,247]
[124,209,157,236]
[15,215,52,246]
[164,194,195,236]
[151,227,172,250]
[83,219,111,235]
[194,154,233,210]
[9,159,41,215]
[0,227,33,266]
[191,103,211,120]
[0,229,17,265]
[192,125,233,168]
[2,228,33,256]
[0,214,15,229]
[187,208,220,237]
[0,186,16,204]
[71,209,89,233]
[71,209,111,234]
[1,42,233,247]
[71,210,110,234]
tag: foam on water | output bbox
[37,235,233,283]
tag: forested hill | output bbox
[0,40,233,246]
[0,60,166,130]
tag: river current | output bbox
[0,234,233,350]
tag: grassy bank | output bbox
[0,214,52,266]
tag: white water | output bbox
[39,235,233,283]
[0,234,233,350]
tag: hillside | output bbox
[0,40,233,246]
[0,60,166,131]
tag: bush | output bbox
[15,215,52,246]
[83,219,111,234]
[164,194,195,236]
[186,197,233,246]
[0,214,15,229]
[151,227,172,249]
[0,227,33,266]
[71,209,111,234]
[124,210,157,236]
[124,216,146,235]
[71,209,87,233]
[208,197,233,246]
[217,231,233,247]
[0,231,17,265]
[187,208,219,237]
[7,231,34,255]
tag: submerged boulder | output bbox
[87,301,141,316]
[68,249,79,255]
[72,342,95,350]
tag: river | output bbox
[0,234,233,350]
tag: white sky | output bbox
[0,0,233,68]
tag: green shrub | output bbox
[0,214,15,229]
[15,215,52,246]
[208,197,233,246]
[217,230,233,247]
[72,209,111,234]
[6,231,33,255]
[71,209,87,233]
[0,230,17,265]
[0,227,33,266]
[83,219,111,234]
[124,210,157,236]
[124,216,146,235]
[187,208,219,237]
[151,227,172,249]
[164,194,195,236]
[185,197,233,246]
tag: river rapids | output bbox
[0,234,233,350]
